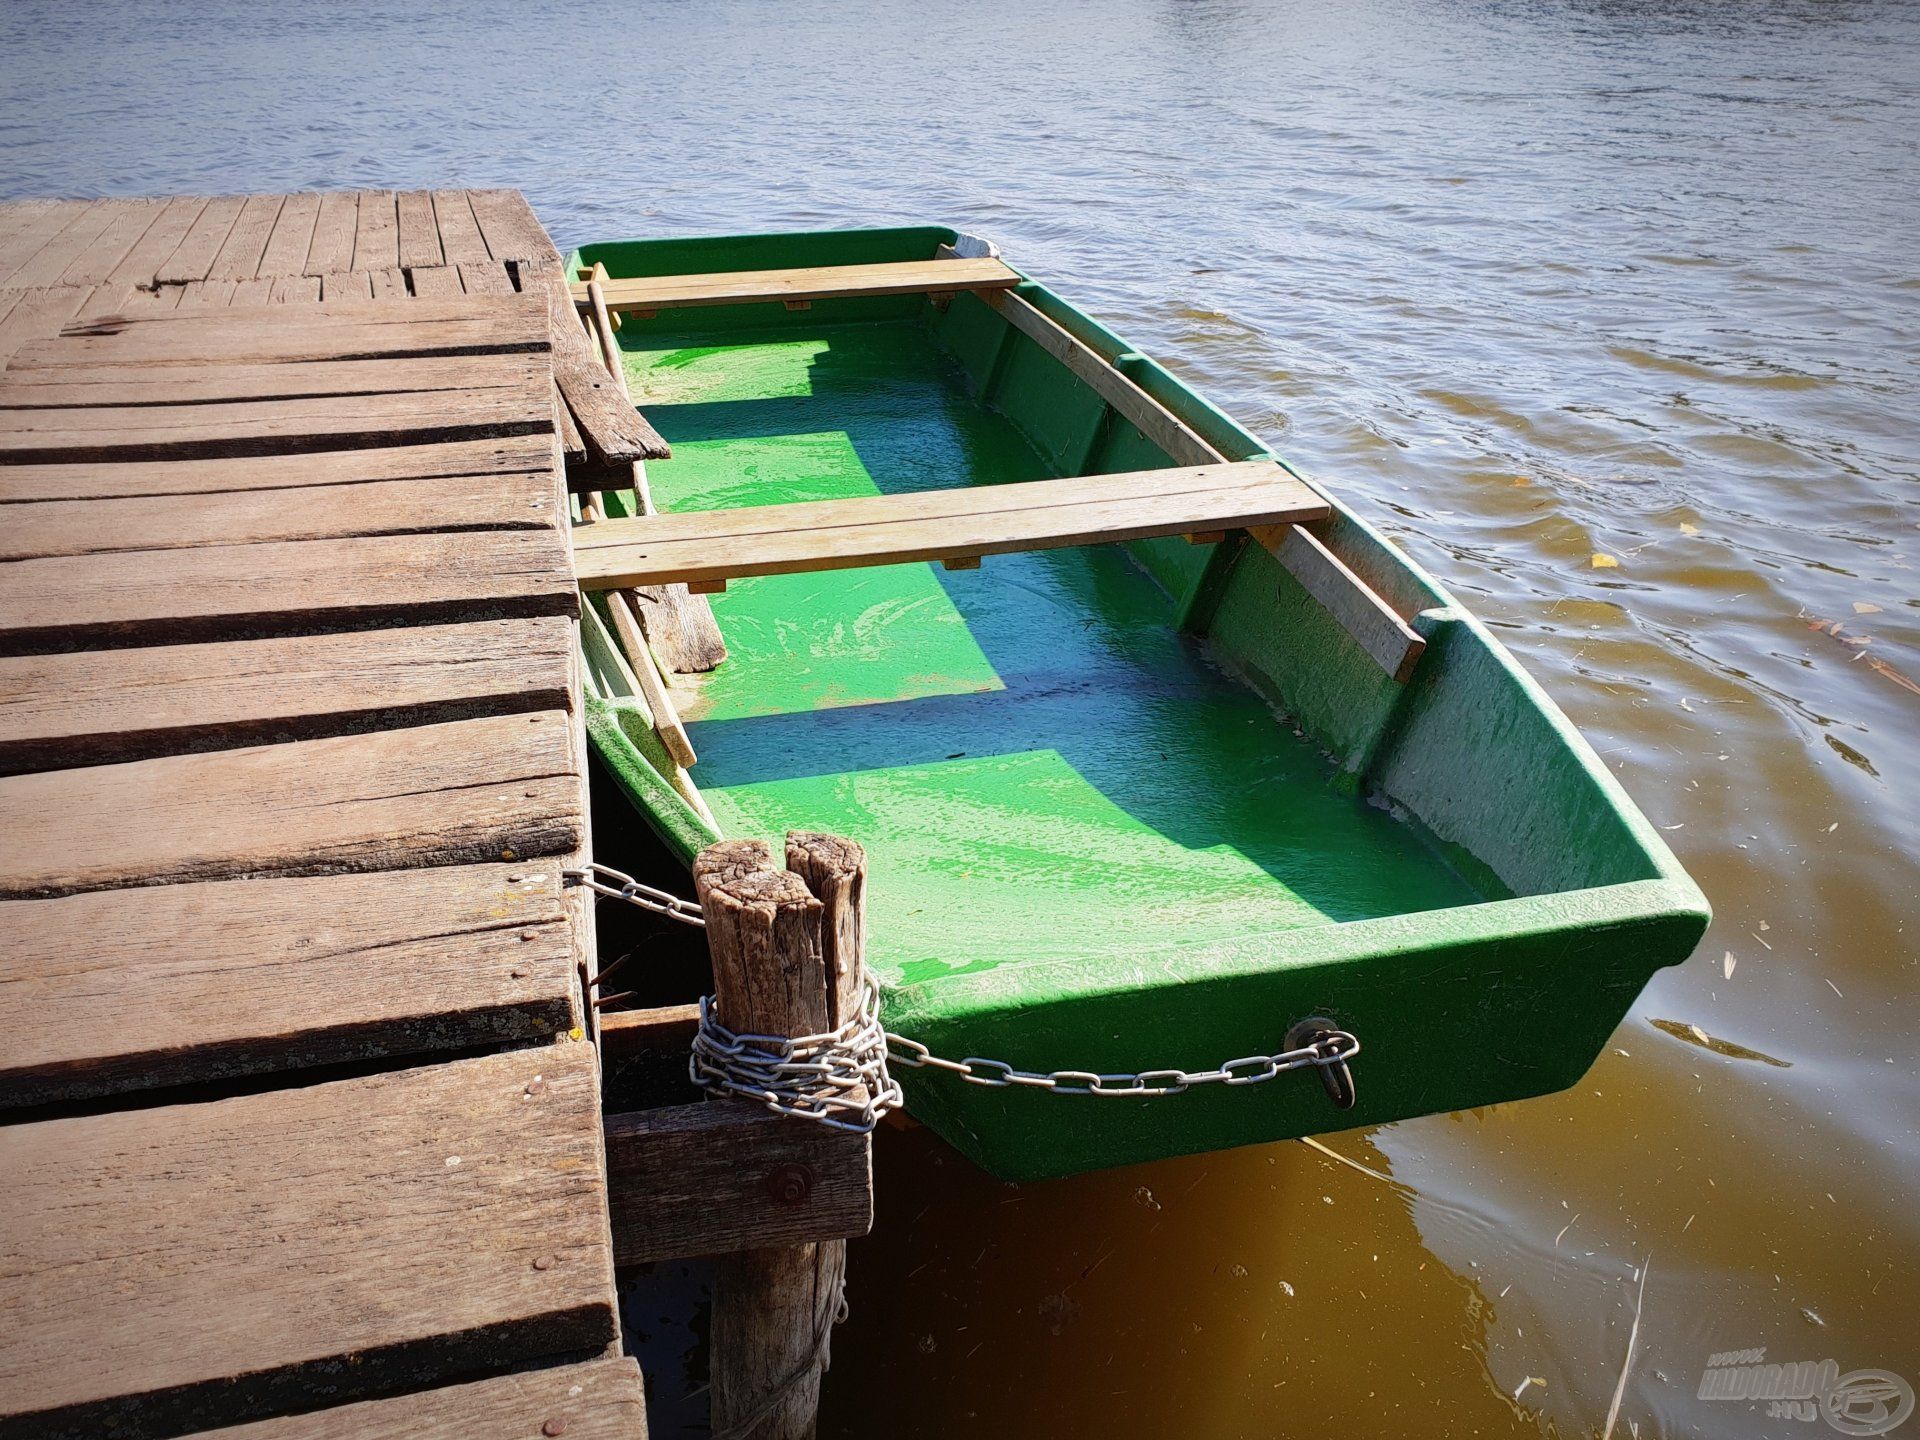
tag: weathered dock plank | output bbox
[0,380,551,462]
[154,194,246,283]
[0,351,548,407]
[194,1357,649,1440]
[104,195,212,287]
[0,432,556,501]
[0,1044,617,1439]
[431,190,491,266]
[256,192,322,279]
[0,526,575,651]
[53,198,165,286]
[466,188,562,266]
[0,861,577,1104]
[11,291,550,366]
[0,615,574,769]
[351,188,400,271]
[301,191,359,275]
[0,200,90,287]
[395,189,444,269]
[207,194,287,281]
[0,709,581,898]
[0,468,556,560]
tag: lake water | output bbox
[5,0,1916,1434]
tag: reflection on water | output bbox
[5,0,1915,1433]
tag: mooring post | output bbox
[693,832,869,1440]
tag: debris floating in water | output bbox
[1592,553,1621,569]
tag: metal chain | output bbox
[572,868,1361,1127]
[886,1028,1359,1097]
[690,981,904,1134]
[565,863,706,928]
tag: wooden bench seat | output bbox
[569,460,1330,593]
[573,255,1020,315]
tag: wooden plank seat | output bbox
[574,255,1021,314]
[0,1045,617,1438]
[569,459,1329,593]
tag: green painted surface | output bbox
[574,229,1710,1181]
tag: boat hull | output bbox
[571,226,1709,1181]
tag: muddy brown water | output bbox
[6,0,1916,1434]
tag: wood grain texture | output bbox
[583,255,1020,313]
[320,268,372,302]
[53,199,165,286]
[0,861,578,1104]
[351,188,399,271]
[0,1044,617,1439]
[526,265,671,463]
[268,273,322,304]
[0,614,574,771]
[15,291,550,367]
[302,191,359,275]
[0,709,581,899]
[0,374,551,462]
[394,190,444,269]
[0,467,556,561]
[207,194,287,281]
[692,837,862,1440]
[196,1357,649,1440]
[466,188,561,266]
[605,590,697,767]
[571,460,1330,592]
[0,433,556,501]
[1255,523,1428,683]
[2,202,116,290]
[154,195,245,283]
[0,200,90,287]
[604,1098,872,1265]
[0,285,90,366]
[255,192,322,279]
[580,277,724,671]
[407,264,463,298]
[458,260,515,296]
[431,190,491,265]
[104,196,212,287]
[0,524,576,654]
[0,351,548,407]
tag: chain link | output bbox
[565,863,706,927]
[573,869,1361,1125]
[886,1029,1360,1096]
[690,981,903,1134]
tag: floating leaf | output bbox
[1592,553,1621,569]
[1867,656,1920,697]
[1724,951,1737,979]
[1680,522,1702,536]
[1853,601,1883,614]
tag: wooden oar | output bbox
[581,267,728,674]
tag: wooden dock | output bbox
[0,190,767,1440]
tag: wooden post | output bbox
[693,834,869,1440]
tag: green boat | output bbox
[566,226,1710,1182]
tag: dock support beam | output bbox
[693,834,871,1440]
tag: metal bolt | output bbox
[765,1163,816,1205]
[542,1418,569,1436]
[532,1253,556,1271]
